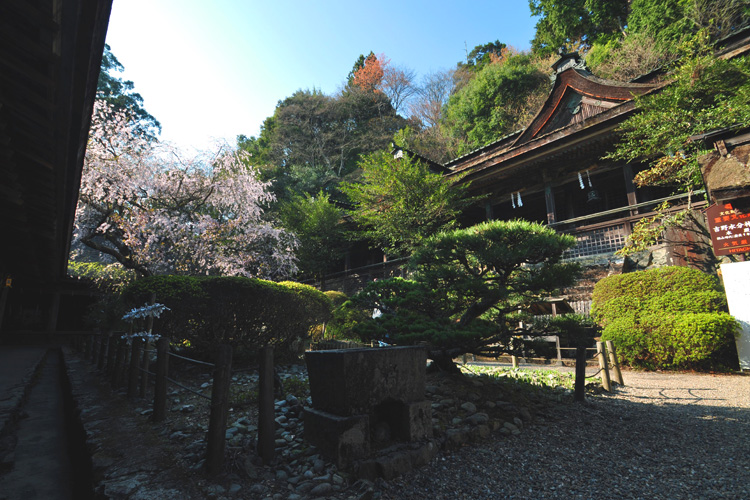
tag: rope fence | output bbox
[71,331,238,476]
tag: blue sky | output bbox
[105,0,539,152]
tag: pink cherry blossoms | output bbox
[73,100,297,279]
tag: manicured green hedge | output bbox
[591,267,738,370]
[122,276,332,352]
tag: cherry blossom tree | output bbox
[74,100,297,279]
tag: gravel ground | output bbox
[376,370,750,500]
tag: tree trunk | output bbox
[428,350,462,374]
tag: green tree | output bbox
[609,41,750,192]
[529,0,627,54]
[443,54,549,154]
[458,40,508,72]
[340,151,471,257]
[238,80,407,205]
[608,34,750,255]
[351,220,581,372]
[278,191,347,280]
[97,44,160,138]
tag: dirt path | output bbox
[379,370,750,500]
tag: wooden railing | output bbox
[553,192,706,260]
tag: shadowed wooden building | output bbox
[0,0,113,336]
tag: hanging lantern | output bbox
[587,189,601,203]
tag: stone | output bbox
[295,481,315,493]
[243,457,258,479]
[249,484,266,495]
[503,422,519,433]
[229,484,241,494]
[513,417,524,429]
[466,412,489,426]
[303,409,369,468]
[305,347,427,415]
[312,458,326,474]
[303,470,314,479]
[471,424,491,440]
[309,483,333,496]
[520,407,532,421]
[444,429,466,450]
[350,479,375,500]
[460,402,477,413]
[376,451,413,480]
[205,484,226,496]
[410,441,438,466]
[275,470,289,481]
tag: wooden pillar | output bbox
[145,292,156,335]
[605,340,624,386]
[0,278,10,334]
[574,346,587,402]
[623,164,638,218]
[140,339,151,398]
[46,291,60,333]
[127,337,143,398]
[597,341,612,392]
[153,337,169,422]
[485,200,494,221]
[98,333,109,371]
[106,333,117,375]
[258,346,275,464]
[205,344,233,476]
[112,336,127,388]
[545,185,557,224]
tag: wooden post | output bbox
[605,340,624,386]
[112,336,127,388]
[0,281,10,335]
[90,335,99,363]
[145,292,156,335]
[85,334,94,360]
[106,333,117,375]
[511,355,519,369]
[140,339,151,398]
[127,337,143,398]
[554,336,562,366]
[574,346,587,402]
[597,341,611,392]
[153,337,169,422]
[544,184,557,224]
[205,344,233,476]
[98,333,109,371]
[258,346,275,464]
[46,291,60,333]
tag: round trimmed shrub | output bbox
[592,267,738,370]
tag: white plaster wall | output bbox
[721,261,750,370]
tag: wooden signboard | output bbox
[706,203,750,256]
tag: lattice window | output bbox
[563,224,627,259]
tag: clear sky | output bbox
[105,0,539,152]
